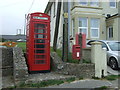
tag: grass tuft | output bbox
[65,77,76,83]
[105,75,120,81]
[97,86,108,89]
[18,80,64,88]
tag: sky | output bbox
[0,0,49,35]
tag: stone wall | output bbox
[1,48,13,76]
[1,47,28,85]
[13,47,28,84]
[59,63,95,78]
[51,52,95,78]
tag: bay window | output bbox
[79,0,88,6]
[78,18,88,37]
[72,19,75,37]
[90,18,100,38]
[109,0,116,8]
[79,0,99,7]
[90,0,99,7]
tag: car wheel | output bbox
[109,58,118,70]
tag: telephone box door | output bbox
[30,22,50,71]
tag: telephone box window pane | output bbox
[35,29,46,33]
[35,60,45,64]
[35,24,46,28]
[35,55,45,59]
[35,34,47,38]
[35,39,45,43]
[35,45,45,48]
[35,50,45,53]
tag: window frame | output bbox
[72,19,75,37]
[79,0,88,6]
[78,17,88,38]
[90,18,100,38]
[108,26,113,38]
[109,0,116,8]
[90,0,99,7]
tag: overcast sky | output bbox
[0,0,49,35]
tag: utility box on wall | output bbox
[26,12,50,72]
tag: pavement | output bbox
[46,79,113,88]
[1,66,120,89]
[1,71,120,89]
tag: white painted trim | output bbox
[90,28,99,38]
[78,27,88,38]
[90,18,100,39]
[78,17,88,38]
[109,0,117,8]
[107,26,113,39]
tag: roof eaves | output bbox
[106,13,119,19]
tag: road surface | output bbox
[107,66,120,75]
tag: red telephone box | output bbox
[26,12,50,72]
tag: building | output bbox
[44,0,120,50]
[70,0,119,41]
[1,35,26,42]
[44,1,64,49]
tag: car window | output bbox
[107,42,120,51]
[101,42,108,51]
